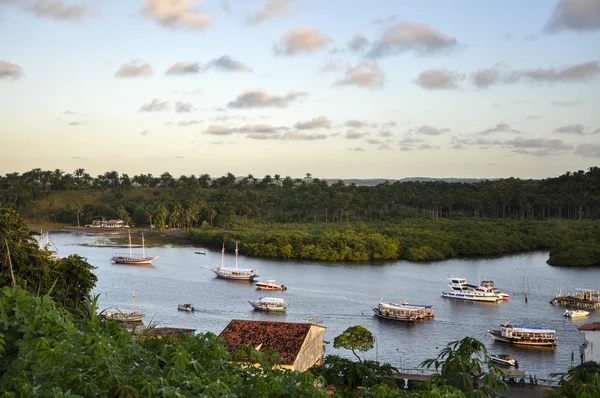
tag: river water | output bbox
[50,230,600,380]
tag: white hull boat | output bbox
[443,277,502,302]
[111,232,158,265]
[565,309,589,318]
[488,322,556,347]
[255,280,287,291]
[490,354,519,367]
[214,241,258,280]
[249,297,287,312]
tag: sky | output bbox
[1,0,599,180]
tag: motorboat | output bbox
[214,241,259,280]
[565,309,589,318]
[255,280,287,291]
[480,280,510,300]
[442,277,502,302]
[178,303,195,312]
[488,322,556,347]
[249,297,287,312]
[490,354,519,367]
[373,301,434,321]
[111,231,159,265]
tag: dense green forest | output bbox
[1,167,599,265]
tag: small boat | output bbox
[178,303,195,312]
[490,354,519,367]
[111,231,159,265]
[255,280,287,291]
[195,251,206,255]
[565,309,589,318]
[488,322,556,347]
[213,241,259,280]
[373,301,426,322]
[249,297,287,312]
[442,277,502,302]
[480,280,510,300]
[103,292,145,323]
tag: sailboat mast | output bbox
[221,242,225,268]
[133,291,136,313]
[128,230,132,258]
[141,233,146,258]
[235,241,239,270]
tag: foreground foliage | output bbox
[549,362,600,398]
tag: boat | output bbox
[442,277,502,302]
[397,301,435,318]
[213,241,259,280]
[373,301,425,322]
[103,292,145,323]
[255,280,287,291]
[178,303,195,312]
[38,230,58,260]
[480,280,510,300]
[111,231,159,265]
[488,322,556,347]
[195,251,206,255]
[490,354,519,367]
[249,297,287,312]
[565,309,589,318]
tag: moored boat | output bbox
[249,297,287,312]
[373,301,425,322]
[111,231,158,265]
[488,322,556,347]
[490,354,519,367]
[102,292,145,323]
[214,241,259,280]
[255,280,287,291]
[443,277,502,302]
[565,309,589,318]
[480,280,510,300]
[178,303,195,312]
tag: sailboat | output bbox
[111,231,159,265]
[103,292,145,323]
[38,230,59,260]
[213,241,259,280]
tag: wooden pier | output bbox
[550,288,600,310]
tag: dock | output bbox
[549,288,600,310]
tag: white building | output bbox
[579,322,600,364]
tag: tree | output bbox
[333,325,374,362]
[549,362,600,398]
[72,202,83,227]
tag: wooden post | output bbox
[4,238,16,286]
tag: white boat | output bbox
[111,231,159,265]
[255,280,287,291]
[249,297,287,312]
[480,280,510,300]
[103,292,145,323]
[178,303,195,312]
[565,309,589,318]
[488,322,556,347]
[214,241,259,280]
[490,354,519,367]
[442,277,502,302]
[38,230,59,260]
[373,301,427,322]
[396,301,435,318]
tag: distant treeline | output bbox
[1,167,599,228]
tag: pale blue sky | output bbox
[1,0,599,179]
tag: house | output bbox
[579,322,600,364]
[86,216,106,228]
[218,319,327,372]
[102,219,126,228]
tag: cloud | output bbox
[247,133,280,140]
[506,137,572,151]
[575,143,600,157]
[320,59,342,73]
[551,100,580,106]
[63,110,76,115]
[175,101,194,113]
[114,60,152,78]
[334,61,385,89]
[2,0,89,20]
[546,0,600,32]
[349,147,366,151]
[274,25,331,55]
[166,61,200,75]
[416,125,449,135]
[348,34,369,52]
[366,138,382,145]
[68,121,86,126]
[526,115,541,119]
[367,21,458,58]
[140,129,149,135]
[204,125,236,135]
[294,115,332,129]
[142,0,212,30]
[227,89,307,108]
[506,61,600,84]
[477,123,522,135]
[0,61,23,80]
[281,131,327,140]
[139,98,169,112]
[344,120,366,128]
[344,130,368,139]
[238,124,280,133]
[470,64,505,88]
[552,124,600,135]
[248,0,288,25]
[414,69,464,89]
[204,55,252,72]
[178,120,202,126]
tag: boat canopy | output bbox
[380,303,423,312]
[504,325,555,334]
[576,288,596,292]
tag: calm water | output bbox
[51,230,600,380]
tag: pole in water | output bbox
[525,293,528,303]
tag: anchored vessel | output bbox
[373,301,435,322]
[178,303,195,312]
[213,241,259,280]
[103,292,145,323]
[564,309,589,318]
[111,231,158,265]
[490,354,519,367]
[255,280,287,291]
[488,322,556,347]
[249,297,287,312]
[442,277,502,302]
[480,280,510,300]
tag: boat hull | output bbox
[255,283,287,291]
[215,271,258,280]
[249,302,287,312]
[111,256,159,265]
[373,308,419,322]
[443,292,500,302]
[488,330,556,346]
[565,310,589,318]
[490,356,518,367]
[103,312,145,323]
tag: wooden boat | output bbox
[490,354,519,367]
[178,303,195,312]
[565,309,589,318]
[103,292,145,323]
[213,241,258,280]
[111,231,159,265]
[395,301,435,318]
[249,297,287,312]
[373,301,422,322]
[255,280,287,291]
[488,322,556,347]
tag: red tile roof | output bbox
[218,319,318,364]
[579,322,600,331]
